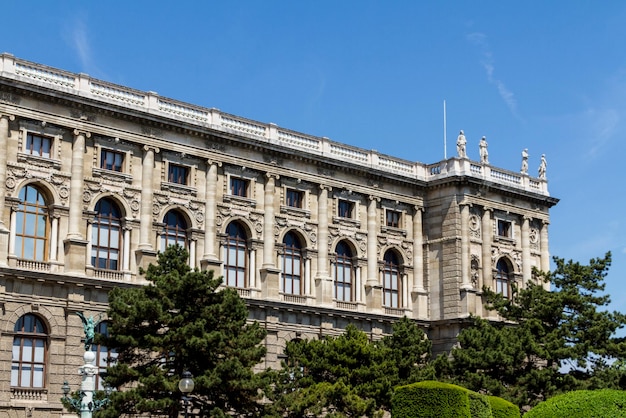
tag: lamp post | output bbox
[61,351,111,418]
[178,371,194,418]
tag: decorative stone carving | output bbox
[470,255,480,286]
[0,92,20,104]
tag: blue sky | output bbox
[3,1,626,318]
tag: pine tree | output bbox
[440,252,626,408]
[267,319,432,417]
[100,245,268,418]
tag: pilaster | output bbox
[315,185,333,305]
[0,114,15,266]
[365,196,382,311]
[201,160,221,270]
[411,206,428,319]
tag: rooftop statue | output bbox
[538,154,547,179]
[521,148,529,174]
[479,136,488,164]
[457,130,467,158]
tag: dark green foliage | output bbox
[391,381,471,418]
[487,396,519,418]
[525,389,626,418]
[100,246,268,418]
[267,318,431,417]
[437,253,626,408]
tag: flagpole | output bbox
[443,100,447,159]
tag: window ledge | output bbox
[93,167,133,183]
[280,205,311,218]
[161,181,197,196]
[332,216,360,228]
[17,153,61,170]
[224,194,257,207]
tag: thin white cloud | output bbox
[72,19,92,71]
[466,32,520,120]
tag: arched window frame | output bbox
[15,184,49,262]
[382,250,402,308]
[91,198,123,271]
[11,314,48,388]
[161,209,188,251]
[224,221,248,288]
[495,258,513,298]
[282,231,303,295]
[334,241,354,302]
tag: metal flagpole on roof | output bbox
[443,100,447,159]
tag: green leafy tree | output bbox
[267,318,432,417]
[438,252,626,408]
[100,245,268,418]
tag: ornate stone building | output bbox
[0,54,557,417]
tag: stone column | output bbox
[64,129,90,274]
[411,206,428,318]
[260,173,280,299]
[315,185,333,305]
[460,203,472,290]
[201,160,221,270]
[68,130,89,239]
[0,114,14,266]
[481,207,493,290]
[540,220,550,289]
[365,196,382,310]
[412,207,425,292]
[135,146,159,270]
[262,173,278,268]
[521,216,532,285]
[138,146,158,249]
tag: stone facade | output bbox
[0,54,558,417]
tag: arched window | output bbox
[383,250,401,308]
[162,210,188,250]
[224,222,248,288]
[15,185,48,261]
[283,232,303,295]
[335,241,354,302]
[495,258,513,298]
[91,321,117,390]
[91,198,122,270]
[11,314,47,388]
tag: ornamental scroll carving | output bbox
[6,165,71,206]
[377,235,414,267]
[152,192,205,227]
[83,180,141,218]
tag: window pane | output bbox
[11,366,18,386]
[34,341,45,362]
[33,367,44,387]
[24,214,36,235]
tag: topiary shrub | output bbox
[392,381,471,418]
[487,396,519,418]
[525,389,626,418]
[468,391,493,418]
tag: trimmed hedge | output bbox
[392,381,471,418]
[525,389,626,418]
[487,396,519,418]
[468,391,493,418]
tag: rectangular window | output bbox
[230,178,249,197]
[25,133,51,158]
[497,220,512,238]
[100,149,124,172]
[286,189,304,208]
[168,164,189,185]
[338,200,354,219]
[386,210,401,228]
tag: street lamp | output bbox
[178,371,194,418]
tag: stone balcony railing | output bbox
[0,53,550,196]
